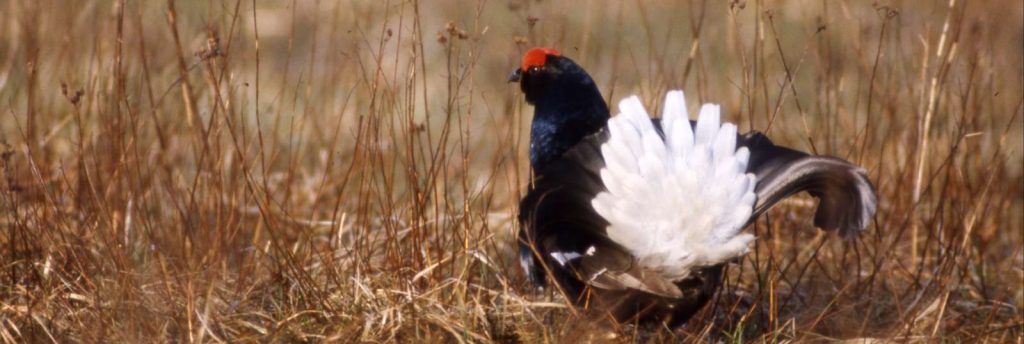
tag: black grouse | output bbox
[510,47,878,327]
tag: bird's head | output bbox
[509,47,597,106]
[508,48,562,104]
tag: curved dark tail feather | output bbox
[740,131,878,237]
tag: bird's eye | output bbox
[528,66,541,74]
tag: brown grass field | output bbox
[1,0,1022,342]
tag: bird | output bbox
[509,47,878,328]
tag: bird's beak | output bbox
[508,69,522,83]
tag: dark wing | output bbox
[739,131,877,237]
[518,130,683,300]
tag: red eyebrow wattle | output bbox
[521,47,561,71]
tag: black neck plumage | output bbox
[527,70,609,172]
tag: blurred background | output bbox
[1,0,1021,342]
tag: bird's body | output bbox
[512,48,877,327]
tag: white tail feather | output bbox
[593,91,757,281]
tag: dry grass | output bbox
[1,0,1021,342]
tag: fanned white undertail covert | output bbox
[591,91,757,281]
